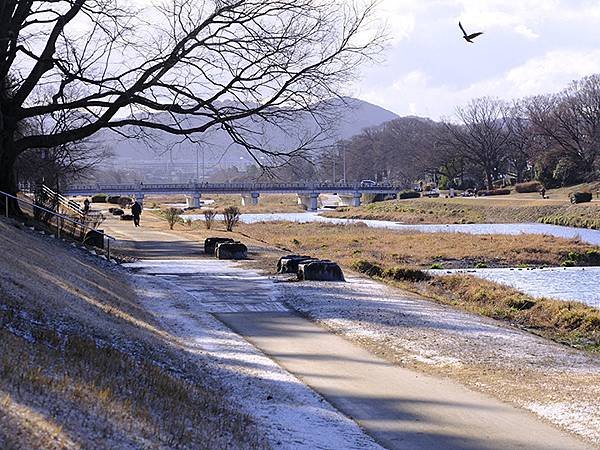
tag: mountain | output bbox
[99,97,398,171]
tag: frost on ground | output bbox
[277,273,600,445]
[127,260,383,450]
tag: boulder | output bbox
[216,242,248,260]
[204,237,235,255]
[120,214,134,221]
[277,255,317,274]
[111,208,124,216]
[298,260,345,282]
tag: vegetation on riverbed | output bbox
[323,196,600,228]
[239,221,600,269]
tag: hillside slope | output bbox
[0,218,264,449]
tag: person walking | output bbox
[83,198,90,214]
[131,200,142,227]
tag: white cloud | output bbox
[513,24,539,40]
[359,50,600,120]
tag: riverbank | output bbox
[238,221,600,270]
[323,196,600,229]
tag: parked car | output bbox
[360,179,377,187]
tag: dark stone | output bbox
[298,260,345,282]
[120,214,134,221]
[204,237,235,255]
[83,229,105,249]
[277,255,317,274]
[111,208,124,216]
[216,242,247,260]
[107,195,121,204]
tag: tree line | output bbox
[322,74,600,190]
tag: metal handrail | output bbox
[42,184,85,217]
[1,189,116,260]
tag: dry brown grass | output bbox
[0,328,260,450]
[0,218,266,449]
[324,196,600,228]
[237,221,599,269]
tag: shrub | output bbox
[203,210,217,230]
[430,263,444,270]
[118,197,133,208]
[479,189,511,196]
[91,193,108,203]
[569,191,592,204]
[107,195,121,204]
[352,259,384,277]
[163,207,183,230]
[398,190,421,200]
[383,266,431,282]
[223,206,240,232]
[515,181,542,193]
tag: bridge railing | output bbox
[63,182,403,194]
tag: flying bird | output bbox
[459,22,484,43]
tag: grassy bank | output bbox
[238,221,600,269]
[323,196,600,229]
[0,218,264,449]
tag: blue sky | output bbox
[353,0,600,119]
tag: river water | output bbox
[180,211,600,307]
[432,267,600,309]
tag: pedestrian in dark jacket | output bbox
[131,201,142,227]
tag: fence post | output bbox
[5,195,8,218]
[107,238,110,261]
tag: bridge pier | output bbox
[241,192,260,206]
[298,192,320,211]
[352,191,362,207]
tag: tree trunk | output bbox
[0,139,21,216]
[485,171,493,191]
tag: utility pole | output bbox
[342,146,347,183]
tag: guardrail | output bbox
[1,190,117,260]
[63,182,403,195]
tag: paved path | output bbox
[103,212,594,450]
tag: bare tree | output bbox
[441,98,512,190]
[203,209,216,229]
[526,75,600,184]
[0,0,383,213]
[223,206,240,231]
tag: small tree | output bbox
[204,210,217,230]
[163,208,183,230]
[223,206,241,232]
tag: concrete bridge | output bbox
[62,182,401,211]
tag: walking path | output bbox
[104,213,595,450]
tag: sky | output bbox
[353,0,600,120]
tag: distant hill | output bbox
[99,97,398,170]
